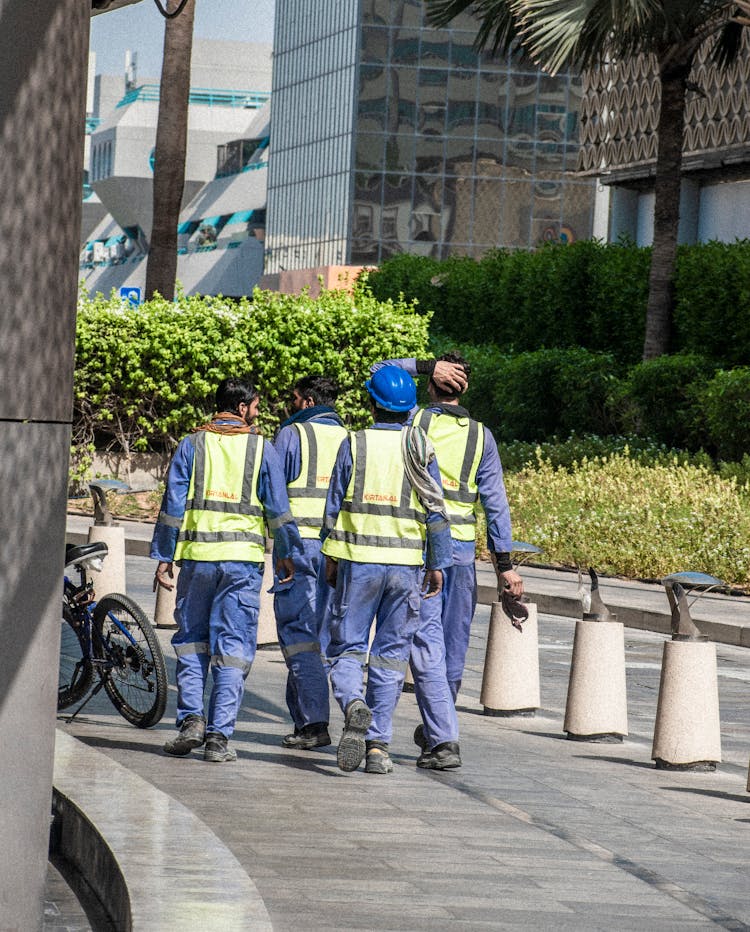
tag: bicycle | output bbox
[58,541,168,728]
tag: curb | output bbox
[53,730,273,931]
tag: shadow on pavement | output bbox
[659,785,750,805]
[575,754,655,770]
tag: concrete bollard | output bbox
[651,574,723,771]
[481,600,539,716]
[86,479,129,597]
[154,564,179,629]
[87,524,127,597]
[256,553,279,648]
[563,568,628,742]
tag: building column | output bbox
[0,2,90,930]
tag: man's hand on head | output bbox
[431,360,468,394]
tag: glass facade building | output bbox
[266,0,597,273]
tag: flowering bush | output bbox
[503,452,750,588]
[72,282,429,484]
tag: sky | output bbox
[89,0,275,77]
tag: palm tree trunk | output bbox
[642,60,690,360]
[145,0,196,301]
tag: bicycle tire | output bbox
[58,602,94,710]
[93,593,168,728]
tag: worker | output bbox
[152,377,302,763]
[371,353,523,770]
[321,366,453,775]
[272,375,347,750]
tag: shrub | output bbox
[612,353,716,450]
[506,453,750,587]
[365,240,750,365]
[675,240,750,364]
[73,283,430,480]
[497,433,714,473]
[699,367,750,461]
[492,347,621,442]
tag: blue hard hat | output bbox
[364,366,417,412]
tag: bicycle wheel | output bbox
[93,593,168,727]
[58,602,93,710]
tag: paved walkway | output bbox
[66,514,750,646]
[50,535,750,931]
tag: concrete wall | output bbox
[258,264,366,297]
[0,2,89,928]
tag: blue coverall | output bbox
[321,423,453,745]
[373,359,514,747]
[272,405,345,731]
[151,424,302,739]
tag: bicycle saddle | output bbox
[65,541,109,567]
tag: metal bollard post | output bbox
[651,573,722,771]
[563,567,628,742]
[86,480,128,597]
[480,542,542,716]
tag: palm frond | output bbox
[424,0,475,30]
[711,17,745,67]
[426,0,520,55]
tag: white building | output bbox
[81,39,272,298]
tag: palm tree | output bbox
[425,0,750,359]
[145,0,196,301]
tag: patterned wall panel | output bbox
[578,34,750,177]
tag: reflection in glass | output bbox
[385,133,415,172]
[391,31,421,63]
[269,0,595,270]
[356,133,385,170]
[360,26,389,64]
[444,137,476,173]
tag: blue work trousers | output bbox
[438,562,478,700]
[327,560,421,744]
[410,570,459,748]
[172,559,262,738]
[273,538,330,729]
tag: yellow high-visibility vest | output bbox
[412,408,484,542]
[175,431,266,562]
[287,421,347,539]
[322,428,426,566]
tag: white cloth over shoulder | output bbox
[401,425,448,520]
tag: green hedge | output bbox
[427,336,620,440]
[366,239,750,364]
[72,284,429,482]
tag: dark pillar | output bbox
[0,2,90,929]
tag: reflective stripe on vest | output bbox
[322,429,426,566]
[175,431,266,562]
[287,422,347,538]
[413,409,484,542]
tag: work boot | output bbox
[337,698,372,772]
[416,741,462,770]
[203,732,237,763]
[365,741,393,774]
[282,722,331,750]
[163,714,206,756]
[413,723,428,753]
